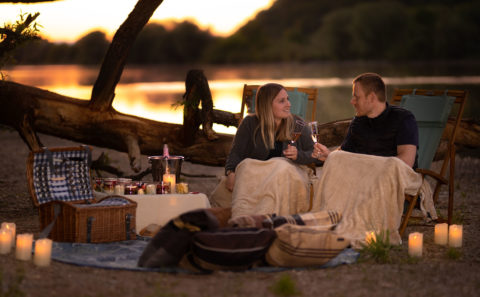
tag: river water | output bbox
[4,62,479,134]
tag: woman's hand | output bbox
[225,172,236,192]
[312,142,330,161]
[283,144,298,161]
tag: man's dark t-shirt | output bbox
[341,103,419,169]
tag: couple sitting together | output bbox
[211,73,435,246]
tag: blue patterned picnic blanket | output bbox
[50,239,359,273]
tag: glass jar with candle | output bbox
[93,177,103,192]
[124,182,138,195]
[146,183,157,195]
[156,181,171,194]
[103,178,117,194]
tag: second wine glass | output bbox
[308,121,319,143]
[290,120,306,144]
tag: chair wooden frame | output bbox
[240,84,318,121]
[391,88,468,235]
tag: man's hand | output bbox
[312,142,331,161]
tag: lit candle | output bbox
[34,238,53,267]
[163,174,176,193]
[448,224,463,248]
[365,231,376,244]
[1,222,16,247]
[434,223,449,245]
[146,183,157,195]
[0,228,12,254]
[16,233,33,261]
[408,232,423,257]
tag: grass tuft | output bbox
[269,273,301,297]
[359,230,399,264]
[446,247,462,260]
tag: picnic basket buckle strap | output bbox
[126,214,134,240]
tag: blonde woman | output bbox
[225,83,316,191]
[210,83,317,217]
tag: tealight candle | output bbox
[365,231,376,244]
[408,232,423,257]
[0,228,12,254]
[434,223,449,245]
[1,222,16,247]
[16,233,33,261]
[448,224,463,248]
[163,173,176,193]
[34,238,53,267]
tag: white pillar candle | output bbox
[0,228,12,254]
[163,173,176,193]
[1,222,16,247]
[408,232,423,257]
[434,223,449,245]
[365,231,376,244]
[16,233,33,261]
[34,238,53,267]
[448,224,463,248]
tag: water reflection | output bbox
[4,65,479,135]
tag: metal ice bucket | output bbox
[148,155,184,182]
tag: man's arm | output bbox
[397,144,417,167]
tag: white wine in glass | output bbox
[290,120,306,144]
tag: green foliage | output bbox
[446,247,462,260]
[269,273,301,297]
[0,267,26,297]
[0,12,40,70]
[5,0,480,64]
[359,230,399,264]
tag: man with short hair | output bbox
[313,72,418,168]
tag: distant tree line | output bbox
[10,0,480,65]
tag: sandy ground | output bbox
[0,127,479,297]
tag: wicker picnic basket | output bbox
[26,146,137,243]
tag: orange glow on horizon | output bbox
[0,0,274,43]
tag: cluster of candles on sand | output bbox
[365,223,463,257]
[0,222,53,267]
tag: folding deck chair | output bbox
[391,88,468,236]
[240,84,318,121]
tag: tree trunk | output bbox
[89,0,164,112]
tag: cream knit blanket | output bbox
[312,150,427,247]
[231,158,313,219]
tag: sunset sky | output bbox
[0,0,274,43]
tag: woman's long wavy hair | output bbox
[255,83,293,149]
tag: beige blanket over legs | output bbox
[231,158,313,219]
[312,151,424,247]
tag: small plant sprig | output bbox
[269,273,301,297]
[446,247,462,260]
[359,230,399,264]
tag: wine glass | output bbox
[290,120,306,144]
[308,121,319,143]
